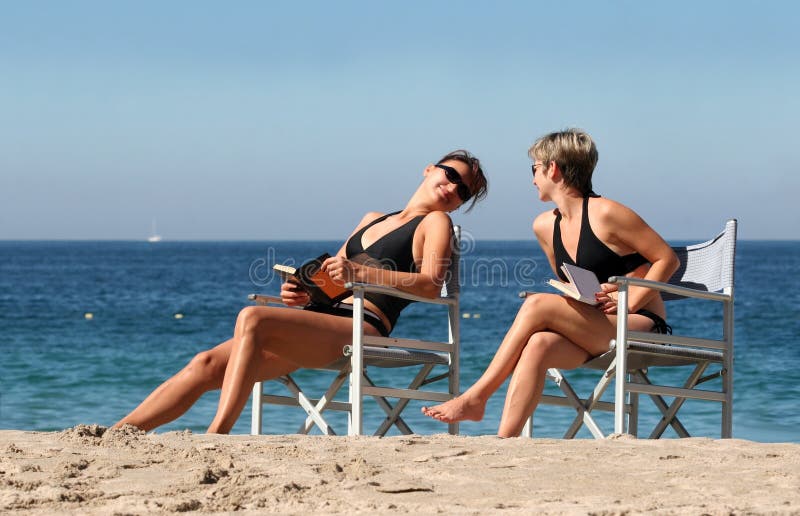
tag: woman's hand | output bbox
[595,283,619,314]
[280,281,310,307]
[321,256,360,285]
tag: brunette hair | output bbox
[437,149,488,212]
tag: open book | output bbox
[547,263,601,305]
[274,253,351,306]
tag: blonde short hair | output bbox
[529,129,598,196]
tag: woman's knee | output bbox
[519,332,557,364]
[523,333,589,370]
[518,293,559,321]
[185,350,226,388]
[235,306,272,337]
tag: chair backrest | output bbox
[440,225,461,298]
[664,219,737,301]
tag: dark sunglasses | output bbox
[531,162,544,177]
[435,164,472,202]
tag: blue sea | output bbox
[1,240,798,442]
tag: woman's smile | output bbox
[437,184,452,202]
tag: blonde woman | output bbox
[423,130,677,437]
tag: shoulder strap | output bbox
[581,196,591,224]
[552,209,562,246]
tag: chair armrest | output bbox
[248,293,288,306]
[250,283,457,308]
[608,276,731,303]
[521,281,730,303]
[344,282,457,306]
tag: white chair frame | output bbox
[250,227,461,436]
[522,219,737,439]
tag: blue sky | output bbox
[1,1,798,240]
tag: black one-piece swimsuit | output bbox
[552,196,671,334]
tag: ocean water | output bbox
[1,240,798,442]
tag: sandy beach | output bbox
[1,425,798,514]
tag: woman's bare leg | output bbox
[497,332,588,437]
[207,306,380,434]
[422,293,638,424]
[115,337,298,432]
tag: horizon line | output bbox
[1,237,798,243]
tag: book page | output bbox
[547,278,578,299]
[561,264,601,304]
[273,264,297,283]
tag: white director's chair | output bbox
[250,227,462,436]
[523,219,737,439]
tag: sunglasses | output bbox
[531,162,544,177]
[435,164,472,202]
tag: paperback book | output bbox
[547,263,602,305]
[273,253,351,306]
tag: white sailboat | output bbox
[147,219,162,242]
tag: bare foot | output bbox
[421,395,486,423]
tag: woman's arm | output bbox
[598,201,679,313]
[323,211,454,299]
[533,210,559,277]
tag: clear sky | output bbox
[1,1,798,241]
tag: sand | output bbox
[1,425,798,515]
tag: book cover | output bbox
[547,263,601,305]
[274,253,351,306]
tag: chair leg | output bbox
[552,368,608,439]
[298,371,350,435]
[251,381,263,435]
[363,371,414,436]
[349,293,366,436]
[448,302,460,437]
[522,416,533,438]
[370,365,435,436]
[628,372,641,438]
[632,367,706,439]
[372,396,414,436]
[613,287,630,435]
[722,299,734,439]
[278,375,340,435]
[722,369,733,439]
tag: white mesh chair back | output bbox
[664,219,737,301]
[440,225,461,298]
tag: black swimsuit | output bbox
[304,302,390,337]
[344,211,426,332]
[553,196,671,334]
[554,196,648,283]
[304,211,426,337]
